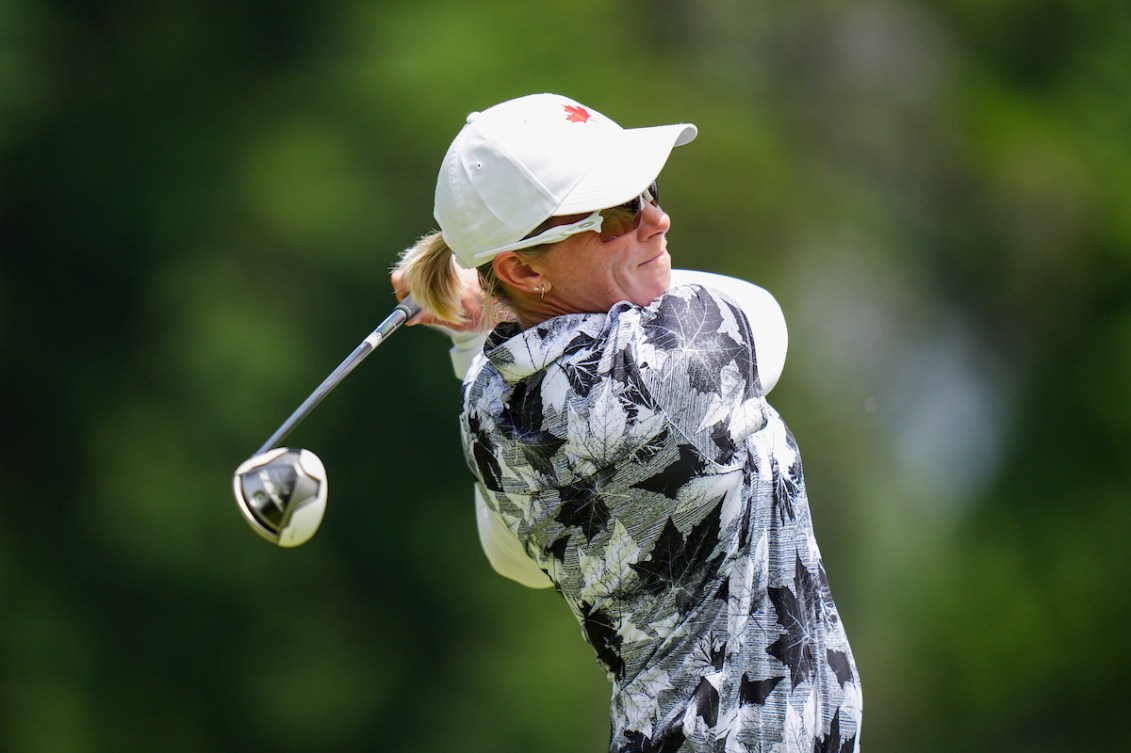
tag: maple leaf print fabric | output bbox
[460,284,861,752]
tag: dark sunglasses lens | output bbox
[599,181,661,242]
[598,208,637,242]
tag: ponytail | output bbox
[394,231,468,324]
[395,230,549,327]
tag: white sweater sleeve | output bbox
[669,269,788,395]
[445,332,555,588]
[447,330,489,380]
[474,485,554,588]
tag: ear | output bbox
[492,251,546,292]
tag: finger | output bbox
[390,272,410,302]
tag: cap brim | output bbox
[555,123,697,215]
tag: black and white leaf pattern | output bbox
[579,520,643,602]
[545,534,571,564]
[561,346,603,398]
[466,413,502,491]
[816,710,857,753]
[739,673,782,706]
[771,453,802,525]
[692,677,719,727]
[557,478,612,542]
[462,285,861,752]
[631,504,725,613]
[580,600,626,680]
[621,727,686,753]
[827,650,854,687]
[500,378,567,478]
[631,443,707,499]
[766,555,822,687]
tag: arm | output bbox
[669,269,788,394]
[474,486,554,588]
[430,321,546,587]
[448,329,489,379]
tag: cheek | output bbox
[562,247,615,287]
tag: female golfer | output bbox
[394,93,861,752]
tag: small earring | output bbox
[535,285,545,299]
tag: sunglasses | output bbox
[471,181,661,261]
[594,181,661,243]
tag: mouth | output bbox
[639,248,670,267]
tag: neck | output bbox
[514,295,583,330]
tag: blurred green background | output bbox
[2,0,1129,751]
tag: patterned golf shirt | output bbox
[460,282,862,752]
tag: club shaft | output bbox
[254,295,420,456]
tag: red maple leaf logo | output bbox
[564,104,591,123]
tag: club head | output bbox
[233,448,327,547]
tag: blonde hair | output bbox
[395,230,552,325]
[394,232,467,324]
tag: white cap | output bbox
[434,93,697,269]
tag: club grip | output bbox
[395,294,421,320]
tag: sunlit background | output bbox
[3,0,1129,751]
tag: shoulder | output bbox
[621,283,754,354]
[665,271,788,393]
[600,284,758,401]
[606,284,767,462]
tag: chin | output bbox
[636,280,671,307]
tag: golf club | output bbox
[233,294,420,547]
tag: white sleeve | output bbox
[446,331,547,587]
[670,269,789,395]
[474,486,554,589]
[448,330,488,380]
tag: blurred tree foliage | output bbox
[1,0,1128,751]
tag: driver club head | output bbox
[233,448,327,547]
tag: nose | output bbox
[639,201,670,237]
